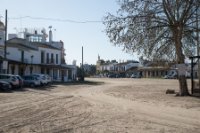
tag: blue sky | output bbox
[0,0,138,65]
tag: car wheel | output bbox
[30,83,35,88]
[10,84,14,89]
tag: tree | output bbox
[103,0,200,96]
[83,65,96,77]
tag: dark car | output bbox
[108,74,116,78]
[22,75,41,87]
[0,80,12,91]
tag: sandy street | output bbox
[0,78,200,133]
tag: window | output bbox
[152,71,155,77]
[46,53,49,63]
[56,54,58,64]
[41,51,45,63]
[51,53,54,63]
[21,51,24,62]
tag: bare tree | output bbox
[103,0,200,96]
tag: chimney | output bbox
[41,28,48,42]
[49,26,53,43]
[24,28,28,39]
[73,60,77,66]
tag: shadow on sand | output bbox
[0,80,104,93]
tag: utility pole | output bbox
[4,10,7,59]
[196,6,200,90]
[81,46,84,81]
[30,55,34,74]
[3,10,8,74]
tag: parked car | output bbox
[118,73,126,78]
[108,74,116,78]
[164,70,178,79]
[15,75,24,88]
[22,75,41,87]
[163,74,177,79]
[0,74,19,89]
[32,74,48,85]
[0,80,12,91]
[131,73,141,78]
[44,74,52,84]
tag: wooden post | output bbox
[191,57,194,94]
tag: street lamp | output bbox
[30,55,34,74]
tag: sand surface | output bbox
[0,78,200,133]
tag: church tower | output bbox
[96,54,102,71]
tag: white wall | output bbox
[7,47,37,63]
[7,46,61,65]
[0,31,5,46]
[6,41,66,80]
[39,47,61,65]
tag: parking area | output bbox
[0,74,53,92]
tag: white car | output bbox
[130,73,141,78]
[22,75,41,87]
[0,74,19,89]
[44,74,52,84]
[32,74,48,85]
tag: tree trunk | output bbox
[178,75,189,96]
[173,27,190,96]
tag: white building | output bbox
[1,24,76,81]
[114,61,140,72]
[96,55,139,73]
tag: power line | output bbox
[8,16,103,23]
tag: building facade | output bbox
[96,55,140,76]
[0,22,76,82]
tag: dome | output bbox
[0,21,5,31]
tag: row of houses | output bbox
[96,55,194,78]
[0,20,77,82]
